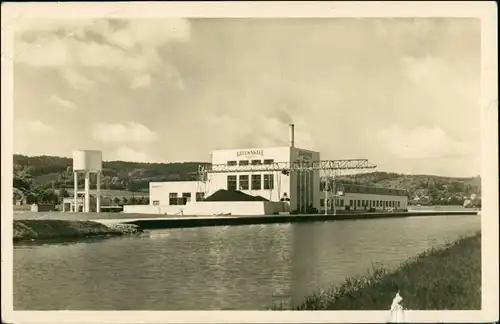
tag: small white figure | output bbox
[389,291,405,323]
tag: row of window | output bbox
[227,159,275,166]
[353,200,400,208]
[319,183,406,196]
[227,174,275,191]
[320,199,345,207]
[320,199,401,208]
[164,192,205,206]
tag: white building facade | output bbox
[140,146,321,213]
[128,146,408,215]
[320,184,408,212]
[149,181,203,207]
[207,146,321,213]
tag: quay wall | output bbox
[113,211,479,230]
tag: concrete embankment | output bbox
[13,219,143,243]
[14,210,479,230]
[119,211,479,230]
[272,231,481,310]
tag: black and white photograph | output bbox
[1,2,498,323]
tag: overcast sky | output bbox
[13,18,480,177]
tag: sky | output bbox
[12,18,481,177]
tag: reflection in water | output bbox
[14,215,480,310]
[290,216,481,308]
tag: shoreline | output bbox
[13,219,143,244]
[272,231,481,310]
[13,211,478,232]
[13,212,478,242]
[116,211,478,230]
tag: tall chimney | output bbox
[289,124,295,148]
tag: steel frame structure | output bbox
[196,158,376,215]
[197,159,376,174]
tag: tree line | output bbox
[13,155,481,207]
[14,154,209,192]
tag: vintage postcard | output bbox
[1,1,498,323]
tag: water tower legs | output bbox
[73,172,78,212]
[84,172,90,212]
[96,172,101,213]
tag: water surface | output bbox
[14,215,480,310]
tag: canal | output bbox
[14,215,480,310]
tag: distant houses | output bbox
[411,193,481,207]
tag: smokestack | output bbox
[289,124,295,148]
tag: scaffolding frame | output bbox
[198,159,376,173]
[196,158,377,214]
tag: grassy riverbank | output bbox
[276,231,481,310]
[13,219,143,243]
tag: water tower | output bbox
[72,150,102,213]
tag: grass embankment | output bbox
[13,219,143,243]
[280,232,481,310]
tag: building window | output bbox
[357,200,361,207]
[264,174,274,190]
[196,192,205,202]
[251,174,262,190]
[251,160,262,165]
[227,161,237,166]
[239,160,249,166]
[181,192,191,205]
[239,175,249,190]
[263,159,274,165]
[340,200,344,207]
[169,193,178,205]
[152,200,160,206]
[350,199,354,207]
[397,201,401,208]
[227,175,237,191]
[320,198,324,207]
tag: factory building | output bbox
[122,124,408,216]
[125,145,321,215]
[320,184,408,212]
[208,146,321,212]
[138,166,408,215]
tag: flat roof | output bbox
[341,184,408,196]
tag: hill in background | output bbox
[14,154,209,192]
[334,172,480,205]
[13,154,481,206]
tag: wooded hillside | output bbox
[13,154,481,206]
